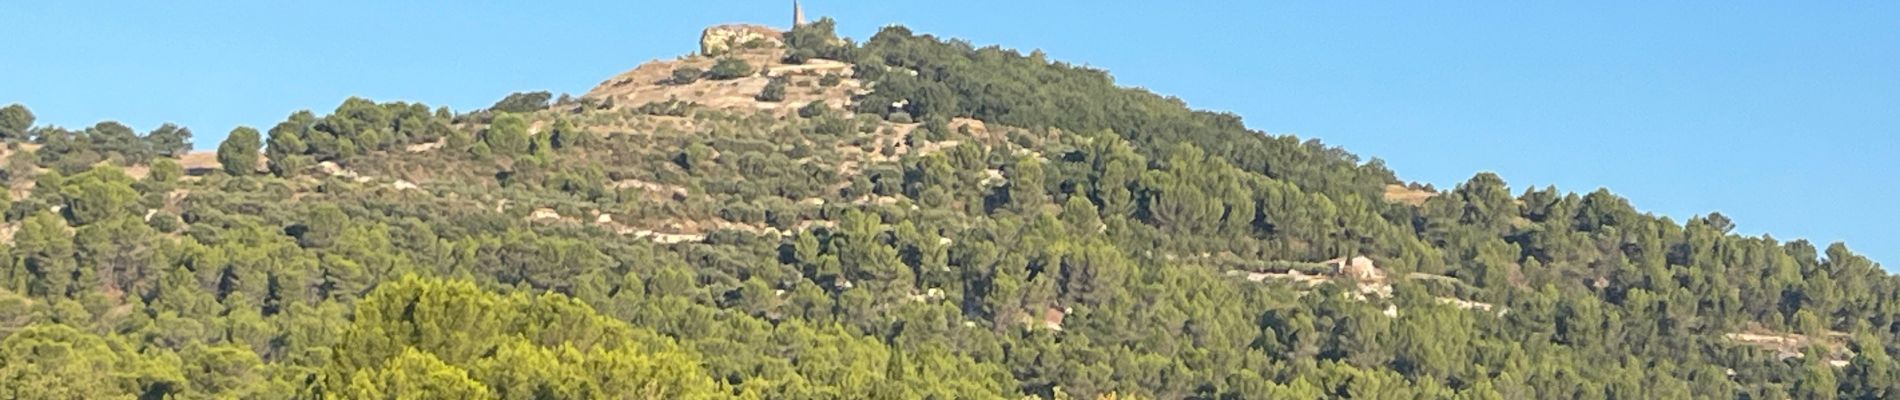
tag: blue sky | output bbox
[4,1,1896,265]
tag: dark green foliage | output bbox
[145,123,193,158]
[797,101,830,119]
[489,91,552,114]
[217,126,261,176]
[0,104,32,139]
[851,26,1392,201]
[675,142,714,171]
[30,127,99,174]
[0,324,185,398]
[265,115,312,177]
[13,211,77,298]
[670,67,703,84]
[784,17,852,63]
[147,210,183,233]
[261,98,454,169]
[482,114,532,156]
[707,57,755,81]
[758,77,789,102]
[0,20,1895,400]
[31,121,187,171]
[547,119,592,149]
[327,276,720,399]
[59,165,138,225]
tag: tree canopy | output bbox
[217,126,261,176]
[0,19,1890,400]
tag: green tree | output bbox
[73,216,158,300]
[482,114,532,155]
[180,344,273,397]
[217,126,262,176]
[785,17,851,62]
[0,324,184,399]
[13,212,76,298]
[835,209,912,297]
[0,104,32,140]
[1059,195,1104,234]
[489,91,553,114]
[147,158,183,184]
[266,115,313,177]
[340,348,491,399]
[1793,349,1841,400]
[329,276,720,399]
[59,165,139,225]
[144,123,193,158]
[1844,332,1899,398]
[1007,156,1047,214]
[294,203,349,248]
[86,121,150,163]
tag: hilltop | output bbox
[0,16,1892,400]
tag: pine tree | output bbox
[217,126,262,176]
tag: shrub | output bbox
[148,158,184,183]
[489,91,552,113]
[707,58,755,80]
[147,210,183,233]
[757,78,788,102]
[719,201,765,224]
[636,99,694,116]
[797,102,830,119]
[782,48,817,65]
[818,74,843,87]
[740,38,776,50]
[676,142,715,171]
[813,116,856,136]
[670,67,703,84]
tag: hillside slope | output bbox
[0,18,1893,399]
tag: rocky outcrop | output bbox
[700,24,783,57]
[1327,256,1385,283]
[584,24,863,117]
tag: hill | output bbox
[0,17,1893,399]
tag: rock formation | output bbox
[699,24,783,57]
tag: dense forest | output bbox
[0,18,1895,399]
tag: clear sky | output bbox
[4,1,1896,265]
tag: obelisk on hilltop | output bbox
[793,0,807,27]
